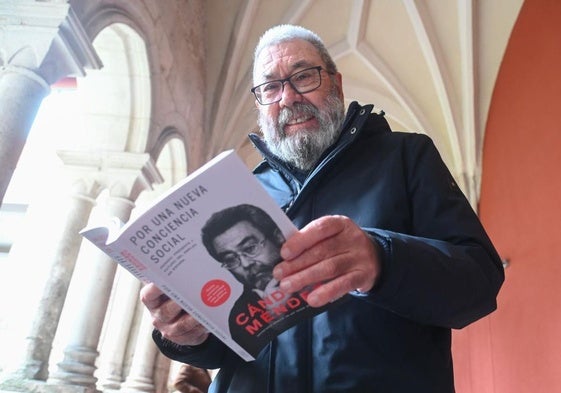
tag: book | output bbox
[80,150,327,361]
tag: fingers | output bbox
[280,215,346,260]
[140,283,167,309]
[139,283,209,346]
[152,296,185,325]
[274,215,381,308]
[156,311,209,346]
[275,216,362,280]
[140,283,185,323]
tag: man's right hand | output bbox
[140,283,209,346]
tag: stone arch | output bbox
[67,22,151,154]
[151,129,188,190]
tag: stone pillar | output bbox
[0,1,101,206]
[47,194,136,391]
[17,183,100,381]
[120,309,161,393]
[96,268,142,390]
[45,151,162,392]
[0,65,50,205]
[153,354,173,393]
[0,175,101,393]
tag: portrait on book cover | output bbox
[201,204,292,351]
[201,204,334,356]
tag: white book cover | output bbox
[81,150,328,361]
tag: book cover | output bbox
[80,150,325,361]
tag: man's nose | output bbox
[279,81,302,107]
[239,254,256,268]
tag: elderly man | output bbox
[141,24,504,393]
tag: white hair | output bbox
[252,24,338,83]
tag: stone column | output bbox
[120,309,161,393]
[0,1,101,206]
[47,194,136,391]
[96,268,142,390]
[17,182,100,381]
[46,151,162,392]
[0,175,101,393]
[0,65,50,205]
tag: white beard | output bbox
[258,91,345,171]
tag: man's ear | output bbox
[272,228,286,246]
[335,72,344,100]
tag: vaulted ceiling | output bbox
[204,0,524,205]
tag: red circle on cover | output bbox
[201,279,231,307]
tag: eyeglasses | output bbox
[251,66,327,105]
[219,238,267,269]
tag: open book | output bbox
[80,150,327,361]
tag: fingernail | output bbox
[281,246,294,260]
[307,293,318,305]
[273,266,283,279]
[280,279,292,292]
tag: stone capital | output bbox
[0,1,101,83]
[56,150,164,201]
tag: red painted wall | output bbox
[454,1,561,392]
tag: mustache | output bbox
[277,103,319,135]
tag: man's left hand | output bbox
[273,215,381,307]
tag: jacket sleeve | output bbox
[359,134,504,329]
[152,329,230,370]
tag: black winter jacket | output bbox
[154,102,504,393]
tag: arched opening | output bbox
[66,22,152,153]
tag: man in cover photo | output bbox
[201,203,322,356]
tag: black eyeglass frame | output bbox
[250,66,329,105]
[218,237,268,270]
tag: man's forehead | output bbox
[213,221,260,247]
[255,39,322,79]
